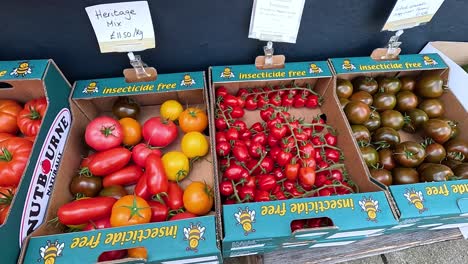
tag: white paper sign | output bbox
[382,0,445,31]
[85,1,155,53]
[248,0,305,43]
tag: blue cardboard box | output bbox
[208,62,398,257]
[20,71,222,263]
[0,60,71,263]
[328,53,468,233]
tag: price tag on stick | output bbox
[248,0,305,43]
[85,1,155,53]
[382,0,445,31]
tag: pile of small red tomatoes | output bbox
[56,97,213,261]
[215,85,354,206]
[0,98,47,225]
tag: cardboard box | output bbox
[328,53,468,232]
[208,62,398,257]
[420,41,468,111]
[0,60,71,263]
[20,71,222,263]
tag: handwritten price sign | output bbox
[86,1,155,53]
[382,0,445,31]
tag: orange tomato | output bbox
[0,100,22,134]
[0,133,15,143]
[183,181,213,215]
[179,108,208,133]
[110,195,151,227]
[119,117,142,146]
[128,247,148,259]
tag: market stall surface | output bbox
[225,228,468,264]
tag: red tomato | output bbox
[148,201,169,222]
[285,163,300,181]
[57,197,116,226]
[325,148,341,163]
[276,150,293,167]
[257,175,276,191]
[238,186,255,201]
[244,176,256,189]
[230,106,244,118]
[215,131,228,143]
[281,93,295,107]
[216,87,228,97]
[237,88,249,97]
[299,167,316,186]
[260,107,274,122]
[252,132,267,146]
[245,95,258,110]
[132,143,162,167]
[226,127,239,141]
[170,212,197,221]
[293,94,307,108]
[88,147,131,176]
[269,92,282,106]
[222,94,239,107]
[272,167,285,181]
[248,157,274,174]
[134,173,151,200]
[17,98,47,137]
[257,95,269,109]
[250,122,264,133]
[162,182,184,210]
[0,133,15,143]
[254,190,271,202]
[291,220,305,232]
[83,217,111,231]
[0,100,22,134]
[232,120,247,133]
[216,141,231,157]
[305,94,319,108]
[271,124,287,140]
[85,116,123,151]
[232,144,251,162]
[248,142,265,159]
[98,250,127,262]
[0,138,33,186]
[145,154,168,195]
[324,133,337,146]
[312,117,326,133]
[299,142,315,158]
[102,165,143,187]
[223,164,248,181]
[219,181,234,196]
[142,117,178,147]
[214,117,228,131]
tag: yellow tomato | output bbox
[161,151,190,182]
[181,132,209,158]
[160,100,184,121]
[119,117,142,146]
[179,108,208,133]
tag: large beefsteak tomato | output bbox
[0,99,22,134]
[17,98,47,137]
[0,138,33,186]
[85,116,123,151]
[142,117,178,147]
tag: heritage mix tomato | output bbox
[52,97,214,262]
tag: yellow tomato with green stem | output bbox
[161,151,190,182]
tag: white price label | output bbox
[382,0,445,31]
[85,1,155,53]
[248,0,305,43]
